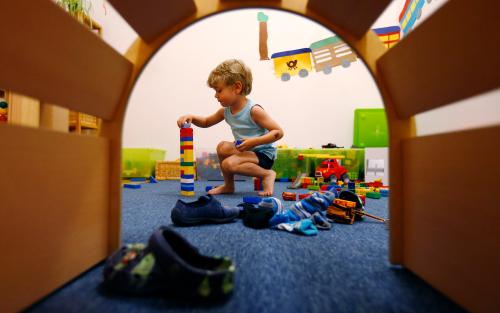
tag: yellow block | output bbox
[181,191,195,196]
[180,167,195,175]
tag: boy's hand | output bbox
[177,115,193,128]
[235,138,256,152]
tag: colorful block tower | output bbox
[180,122,195,196]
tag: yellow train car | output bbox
[271,48,312,81]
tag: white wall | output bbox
[121,9,386,160]
[88,0,499,160]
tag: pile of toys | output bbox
[275,158,389,226]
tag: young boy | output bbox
[177,59,284,196]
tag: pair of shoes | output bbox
[171,195,239,226]
[103,226,235,299]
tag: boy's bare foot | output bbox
[208,185,235,195]
[258,170,276,196]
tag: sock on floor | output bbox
[311,212,332,230]
[274,219,318,236]
[289,191,336,220]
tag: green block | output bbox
[308,185,320,191]
[366,191,381,199]
[122,148,166,178]
[353,109,388,148]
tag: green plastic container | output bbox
[122,148,166,178]
[353,109,388,148]
[273,148,365,180]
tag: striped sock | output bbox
[290,191,335,218]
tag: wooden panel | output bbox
[107,0,196,43]
[307,0,392,38]
[40,103,69,132]
[402,125,500,313]
[0,1,132,120]
[377,0,500,119]
[0,124,110,313]
[7,92,40,128]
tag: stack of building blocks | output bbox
[180,123,195,196]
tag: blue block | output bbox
[181,174,195,179]
[149,176,157,183]
[381,189,390,197]
[124,183,141,189]
[243,196,261,204]
[181,184,195,191]
[205,185,214,192]
[279,178,289,182]
[130,177,146,182]
[348,182,356,190]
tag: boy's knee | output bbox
[221,158,236,172]
[217,141,234,156]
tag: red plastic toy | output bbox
[282,192,297,201]
[315,158,349,183]
[298,193,311,200]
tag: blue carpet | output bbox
[27,181,465,313]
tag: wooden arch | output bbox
[1,1,498,312]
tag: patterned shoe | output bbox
[171,195,240,226]
[103,226,235,299]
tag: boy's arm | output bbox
[247,105,284,146]
[179,108,224,128]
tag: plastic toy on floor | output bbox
[282,191,297,201]
[326,192,386,225]
[315,158,349,183]
[287,172,307,189]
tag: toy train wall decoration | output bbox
[271,26,401,81]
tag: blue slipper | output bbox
[171,195,239,226]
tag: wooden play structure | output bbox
[0,0,498,312]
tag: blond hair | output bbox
[207,59,253,95]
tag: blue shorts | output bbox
[254,151,274,170]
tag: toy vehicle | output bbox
[399,0,425,36]
[282,191,297,201]
[315,158,349,183]
[310,36,357,73]
[271,48,313,81]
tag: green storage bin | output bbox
[122,148,166,178]
[273,148,365,180]
[353,109,388,147]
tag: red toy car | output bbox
[316,158,349,183]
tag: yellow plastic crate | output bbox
[156,160,197,180]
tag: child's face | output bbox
[213,81,241,107]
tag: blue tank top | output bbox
[224,99,277,160]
